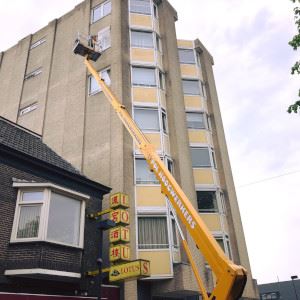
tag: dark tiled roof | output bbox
[0,117,81,175]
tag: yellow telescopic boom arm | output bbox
[83,56,247,300]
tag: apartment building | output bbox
[0,0,258,299]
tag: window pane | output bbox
[182,80,201,95]
[191,147,211,167]
[130,0,151,15]
[98,27,111,50]
[138,217,169,249]
[22,191,44,202]
[17,205,40,238]
[47,193,81,246]
[135,158,158,184]
[178,49,195,64]
[171,219,179,248]
[162,110,167,133]
[134,108,159,131]
[132,67,156,86]
[103,1,112,16]
[92,6,102,23]
[216,237,225,251]
[186,112,205,129]
[197,191,218,212]
[131,31,153,48]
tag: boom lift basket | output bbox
[73,32,101,62]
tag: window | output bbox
[201,81,207,98]
[89,68,111,95]
[98,27,111,50]
[190,147,212,167]
[215,235,233,259]
[166,158,173,174]
[171,218,179,248]
[19,103,38,116]
[197,191,218,213]
[11,185,86,248]
[178,49,196,64]
[130,0,151,15]
[132,67,156,87]
[182,79,201,95]
[91,0,111,23]
[161,109,168,133]
[134,107,159,131]
[159,71,165,90]
[153,4,158,18]
[186,112,206,129]
[30,37,46,50]
[155,35,162,52]
[24,68,42,80]
[138,216,169,249]
[135,158,158,184]
[131,30,154,48]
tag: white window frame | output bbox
[10,183,88,249]
[131,66,157,87]
[24,68,42,80]
[214,234,233,260]
[137,215,169,250]
[190,146,216,168]
[130,30,154,49]
[19,103,38,116]
[91,0,112,24]
[133,107,160,132]
[178,48,196,65]
[135,157,159,185]
[196,189,219,213]
[30,37,46,50]
[129,0,152,15]
[88,67,111,95]
[186,111,207,130]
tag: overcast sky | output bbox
[0,0,299,285]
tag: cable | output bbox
[237,169,300,188]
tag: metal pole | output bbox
[97,229,103,300]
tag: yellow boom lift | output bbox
[73,39,247,300]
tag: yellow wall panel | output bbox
[180,64,198,77]
[136,186,166,207]
[184,95,202,109]
[130,14,152,28]
[132,87,157,103]
[193,169,214,184]
[177,39,194,49]
[131,48,155,63]
[188,130,207,144]
[200,214,222,231]
[138,250,171,276]
[145,133,161,150]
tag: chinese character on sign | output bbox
[110,193,129,209]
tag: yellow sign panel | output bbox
[110,193,129,209]
[109,244,131,262]
[110,209,130,225]
[109,226,130,244]
[109,259,151,282]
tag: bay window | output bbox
[186,112,206,129]
[130,0,151,15]
[11,184,86,248]
[182,79,201,96]
[190,147,216,168]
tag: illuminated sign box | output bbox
[109,226,130,244]
[110,244,131,262]
[110,193,129,209]
[109,259,150,282]
[110,209,129,225]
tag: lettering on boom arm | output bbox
[149,159,196,230]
